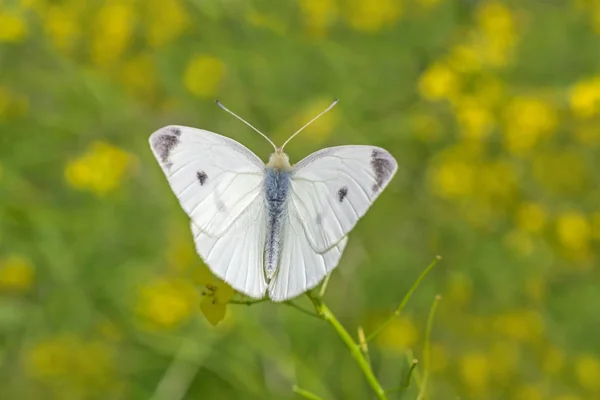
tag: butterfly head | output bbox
[267,148,292,170]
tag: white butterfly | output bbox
[149,100,397,302]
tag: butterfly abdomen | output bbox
[264,167,292,280]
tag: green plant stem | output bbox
[284,301,322,318]
[229,298,268,305]
[292,385,324,400]
[417,295,441,400]
[384,359,418,393]
[307,293,388,400]
[365,256,441,343]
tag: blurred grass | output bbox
[1,0,600,399]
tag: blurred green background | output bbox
[2,0,600,399]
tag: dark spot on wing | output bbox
[371,149,394,193]
[337,186,348,202]
[170,127,182,136]
[196,171,208,185]
[152,132,180,169]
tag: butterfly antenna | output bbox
[281,99,339,150]
[216,100,277,151]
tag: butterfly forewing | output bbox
[288,145,398,254]
[149,125,268,297]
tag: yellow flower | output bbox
[194,264,235,326]
[503,96,558,155]
[343,0,402,33]
[541,346,565,376]
[569,76,600,118]
[137,278,199,329]
[430,342,448,373]
[120,53,158,101]
[459,352,490,393]
[514,384,544,400]
[183,55,226,98]
[556,211,591,252]
[145,0,190,47]
[0,254,35,292]
[377,316,418,350]
[493,309,545,342]
[476,160,517,204]
[25,335,119,395]
[474,1,517,67]
[454,97,495,140]
[43,5,80,55]
[490,340,520,383]
[445,272,472,306]
[298,0,337,37]
[575,355,600,392]
[0,11,28,42]
[246,11,287,35]
[65,141,133,196]
[91,1,135,66]
[446,44,482,74]
[515,202,547,234]
[504,230,535,257]
[418,62,459,102]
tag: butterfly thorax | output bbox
[266,150,292,170]
[264,167,292,280]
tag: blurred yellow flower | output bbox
[541,346,565,376]
[454,97,495,140]
[0,254,35,292]
[554,396,582,400]
[504,230,535,257]
[556,211,591,252]
[503,96,558,155]
[377,316,418,350]
[445,272,472,306]
[43,5,80,55]
[430,160,474,199]
[120,53,158,101]
[416,0,444,9]
[298,0,337,37]
[145,0,190,47]
[532,151,588,195]
[25,335,119,395]
[490,340,520,383]
[194,264,235,326]
[592,212,600,240]
[575,354,600,392]
[137,277,199,329]
[166,226,198,273]
[459,352,490,393]
[569,76,600,118]
[0,11,28,42]
[446,44,482,74]
[574,123,600,146]
[430,342,448,373]
[418,62,459,102]
[343,0,402,33]
[514,384,544,400]
[183,55,226,98]
[91,1,135,66]
[476,160,517,204]
[494,309,545,342]
[246,11,287,35]
[516,202,547,234]
[474,0,517,67]
[65,141,133,196]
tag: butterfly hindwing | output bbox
[289,145,398,254]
